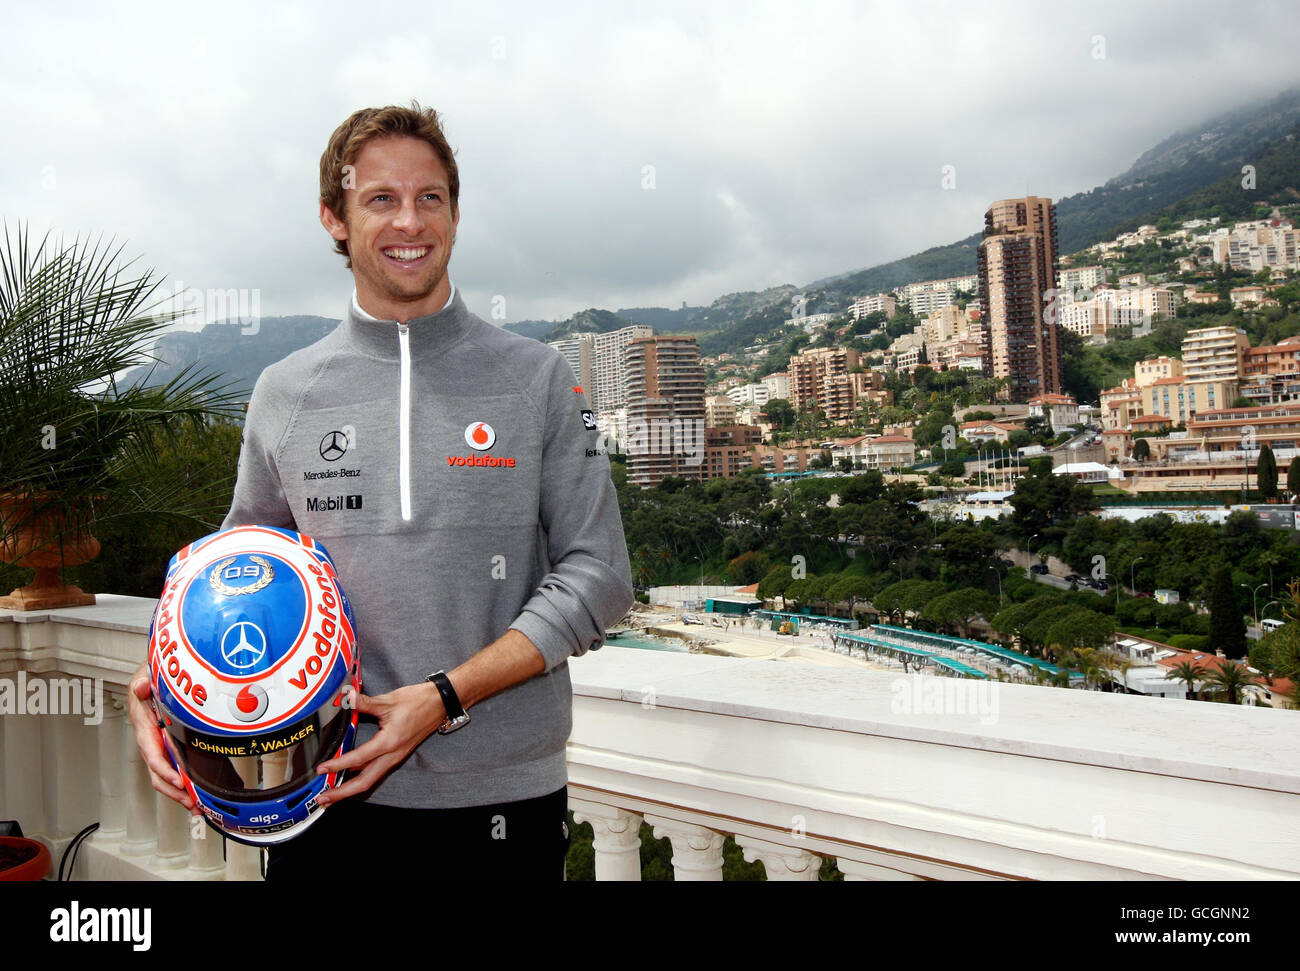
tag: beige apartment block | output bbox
[1181,326,1248,384]
[1134,356,1184,387]
[1142,377,1236,425]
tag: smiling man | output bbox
[126,102,635,881]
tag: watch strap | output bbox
[426,670,469,734]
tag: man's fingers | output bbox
[317,729,389,775]
[148,770,194,810]
[318,754,394,804]
[350,690,379,715]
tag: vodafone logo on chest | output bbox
[449,420,516,469]
[464,422,496,450]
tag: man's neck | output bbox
[353,278,457,324]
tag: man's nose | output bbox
[392,197,426,233]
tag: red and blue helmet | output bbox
[148,525,360,845]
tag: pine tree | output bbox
[1258,444,1278,500]
[1287,456,1300,502]
[1209,566,1247,660]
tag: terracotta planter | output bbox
[0,837,52,880]
[0,492,99,611]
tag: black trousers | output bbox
[263,786,570,881]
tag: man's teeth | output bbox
[384,247,429,261]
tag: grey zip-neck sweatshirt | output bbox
[222,291,635,808]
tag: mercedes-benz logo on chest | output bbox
[320,430,349,461]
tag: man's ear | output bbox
[320,201,348,243]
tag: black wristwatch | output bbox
[426,670,470,734]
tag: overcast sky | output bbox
[4,0,1299,328]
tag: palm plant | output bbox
[1202,662,1253,705]
[1164,660,1205,700]
[0,223,242,605]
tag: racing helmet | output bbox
[148,525,360,845]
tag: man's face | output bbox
[321,135,459,321]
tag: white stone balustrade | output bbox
[5,595,1300,881]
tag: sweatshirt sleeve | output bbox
[508,351,635,671]
[221,369,298,531]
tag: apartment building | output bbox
[1100,379,1144,432]
[1210,220,1299,272]
[978,196,1063,401]
[1058,298,1112,337]
[849,293,898,321]
[703,425,763,479]
[789,346,861,420]
[958,420,1023,444]
[1181,326,1248,384]
[1027,393,1079,432]
[761,371,790,401]
[548,333,595,396]
[725,382,772,407]
[831,434,917,470]
[897,275,978,315]
[1057,264,1107,293]
[1242,338,1300,378]
[625,335,707,488]
[592,324,655,415]
[705,394,738,426]
[924,305,966,343]
[1142,377,1236,426]
[1135,356,1184,387]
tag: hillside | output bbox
[1126,122,1300,230]
[697,88,1300,361]
[124,315,339,399]
[613,306,707,332]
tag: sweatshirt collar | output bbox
[351,280,456,321]
[341,281,478,361]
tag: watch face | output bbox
[438,712,470,735]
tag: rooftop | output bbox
[3,597,1298,880]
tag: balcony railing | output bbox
[4,596,1300,880]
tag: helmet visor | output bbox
[160,685,352,802]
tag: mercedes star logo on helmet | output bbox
[320,429,350,462]
[220,621,268,669]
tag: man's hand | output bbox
[313,629,546,805]
[126,662,198,814]
[313,682,446,805]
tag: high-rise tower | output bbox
[977,196,1062,401]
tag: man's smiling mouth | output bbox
[382,246,430,262]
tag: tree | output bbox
[1164,660,1204,700]
[1202,661,1253,705]
[1257,443,1278,500]
[826,575,873,618]
[764,398,795,430]
[1208,565,1247,659]
[923,588,997,638]
[1131,437,1150,462]
[1043,609,1116,657]
[1287,455,1300,502]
